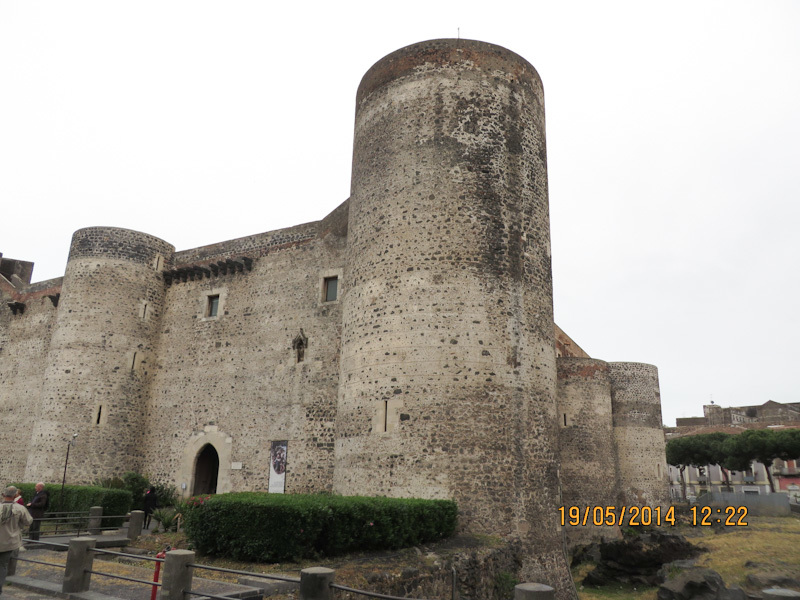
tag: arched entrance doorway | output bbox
[192,444,219,495]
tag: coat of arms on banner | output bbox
[269,441,288,493]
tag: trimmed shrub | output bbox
[94,472,179,510]
[183,493,457,562]
[13,483,133,527]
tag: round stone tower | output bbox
[609,362,669,506]
[556,358,620,548]
[335,39,575,596]
[25,227,174,482]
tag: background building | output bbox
[667,401,800,502]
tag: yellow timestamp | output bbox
[690,505,748,526]
[558,505,676,527]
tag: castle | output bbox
[1,39,668,598]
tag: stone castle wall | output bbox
[0,280,59,481]
[140,215,347,495]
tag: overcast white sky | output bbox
[1,1,798,426]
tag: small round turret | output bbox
[26,227,174,482]
[557,358,620,547]
[609,362,669,506]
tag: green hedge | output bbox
[183,493,457,562]
[13,483,133,526]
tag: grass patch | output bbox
[691,516,800,588]
[572,563,658,600]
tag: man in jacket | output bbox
[26,483,49,541]
[1,486,34,594]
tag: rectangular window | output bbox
[323,277,338,302]
[206,294,220,317]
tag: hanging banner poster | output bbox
[269,440,288,493]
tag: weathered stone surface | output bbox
[557,358,620,548]
[746,573,800,589]
[610,362,671,507]
[657,569,747,600]
[583,531,703,587]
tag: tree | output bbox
[669,429,800,497]
[698,433,734,489]
[722,429,782,492]
[666,434,730,499]
[666,436,692,500]
[775,428,800,462]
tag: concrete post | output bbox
[515,583,555,600]
[300,567,335,600]
[128,510,145,540]
[62,537,96,593]
[160,549,195,600]
[87,506,103,535]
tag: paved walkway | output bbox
[0,584,57,600]
[6,545,280,600]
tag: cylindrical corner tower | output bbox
[609,362,669,507]
[26,227,174,482]
[556,358,620,548]
[335,39,574,597]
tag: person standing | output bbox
[1,486,33,594]
[12,489,23,506]
[143,487,158,530]
[26,483,49,541]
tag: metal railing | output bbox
[36,510,129,537]
[86,546,164,588]
[331,582,433,600]
[10,535,555,600]
[11,539,69,571]
[11,537,164,596]
[187,562,300,584]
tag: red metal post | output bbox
[152,548,168,600]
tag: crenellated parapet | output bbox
[163,257,254,286]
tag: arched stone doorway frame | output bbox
[193,443,220,495]
[178,426,232,499]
